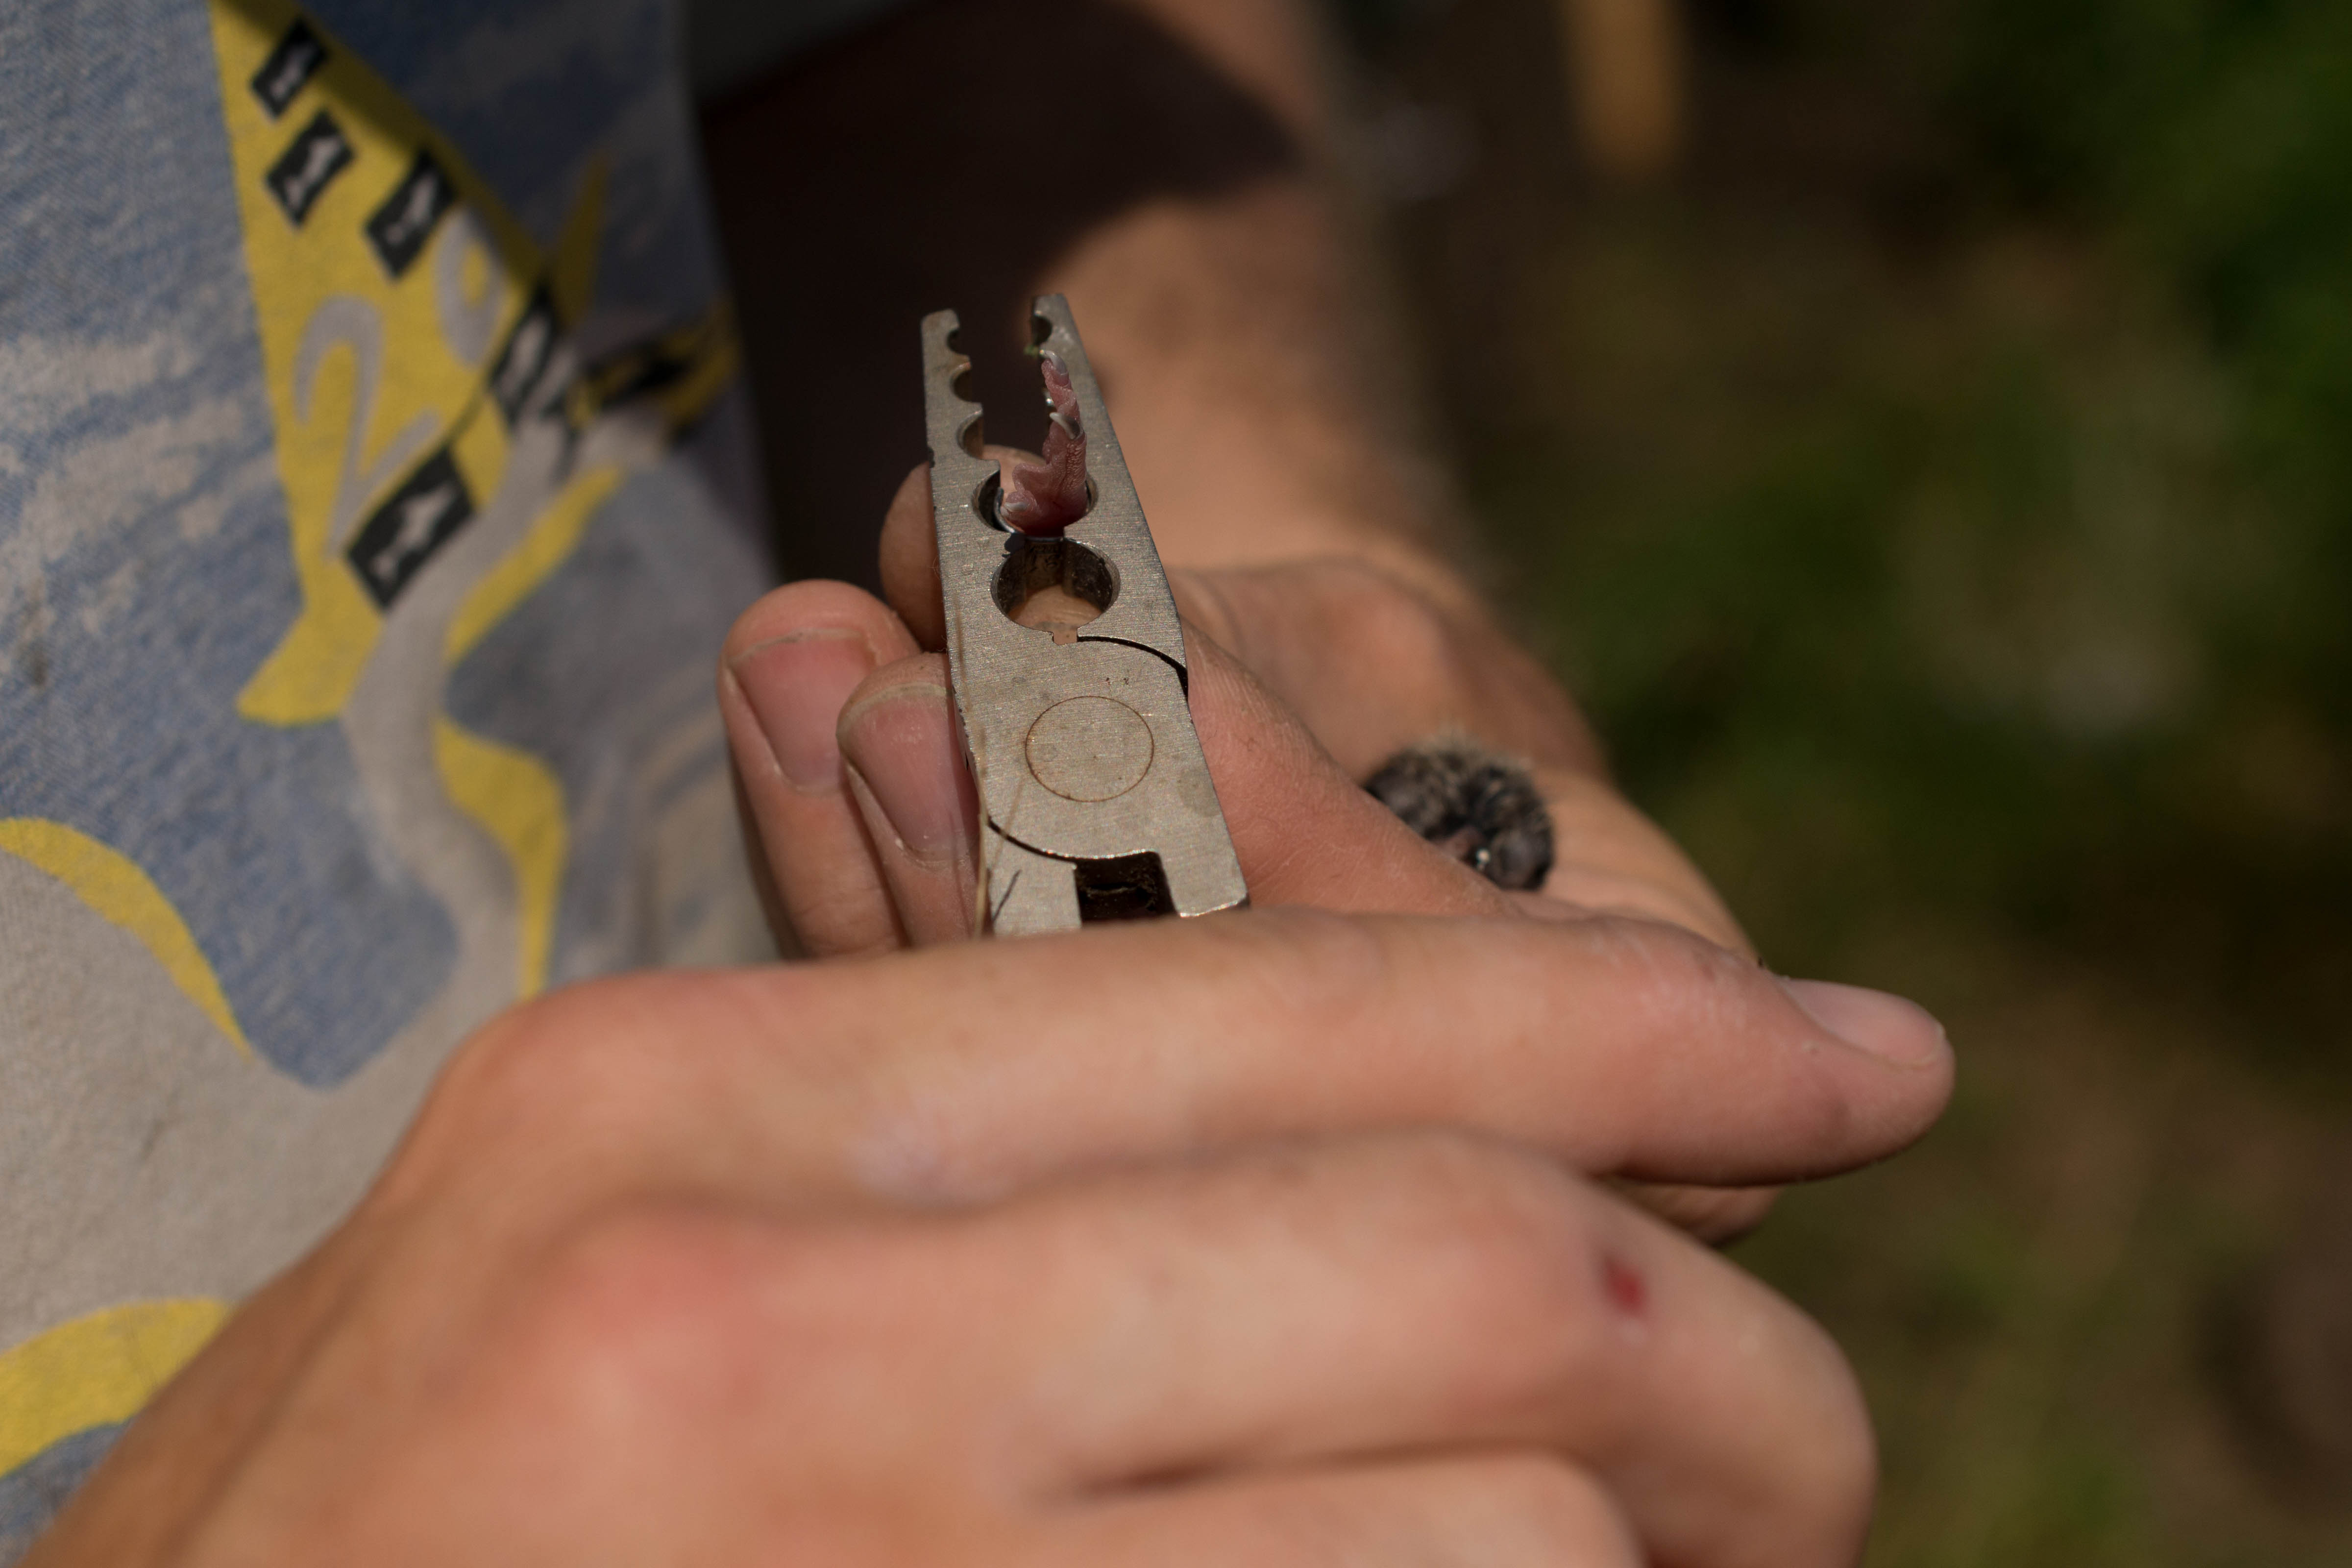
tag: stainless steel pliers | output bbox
[920,294,1248,935]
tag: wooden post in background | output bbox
[1558,0,1685,179]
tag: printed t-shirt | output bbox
[0,0,795,1550]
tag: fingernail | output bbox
[839,682,974,868]
[730,630,875,793]
[1777,978,1950,1068]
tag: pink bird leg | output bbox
[997,349,1090,535]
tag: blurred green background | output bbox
[1352,0,2352,1558]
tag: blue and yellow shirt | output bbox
[0,0,801,1548]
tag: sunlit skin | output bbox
[21,0,1968,1559]
[33,824,1950,1568]
[38,498,1954,1568]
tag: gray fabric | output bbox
[0,0,777,1551]
[0,1426,122,1565]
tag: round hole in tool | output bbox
[976,468,1099,531]
[972,470,1011,532]
[994,537,1117,640]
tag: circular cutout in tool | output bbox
[1026,695,1154,802]
[994,537,1117,640]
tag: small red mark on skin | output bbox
[1602,1253,1648,1319]
[999,349,1089,536]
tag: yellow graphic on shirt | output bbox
[211,0,539,725]
[0,821,251,1058]
[0,1300,231,1478]
[204,0,735,999]
[444,461,625,666]
[432,718,570,997]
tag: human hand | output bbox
[721,459,1778,1233]
[34,904,1948,1568]
[726,458,1739,956]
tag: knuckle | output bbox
[1467,1456,1637,1563]
[391,968,832,1195]
[720,578,886,664]
[1782,1333,1880,1551]
[428,983,651,1139]
[1599,906,1749,1004]
[1247,1457,1630,1568]
[1625,1180,1781,1243]
[1324,567,1464,684]
[1170,908,1395,1035]
[1612,919,1863,1157]
[1367,1132,1618,1354]
[1777,1059,1862,1162]
[493,1203,788,1421]
[1346,1134,1723,1437]
[1250,906,1393,992]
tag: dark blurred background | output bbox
[1340,0,2352,1556]
[697,0,2352,1551]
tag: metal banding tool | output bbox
[922,294,1249,936]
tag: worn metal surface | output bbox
[922,294,1248,935]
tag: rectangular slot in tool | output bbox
[1072,852,1177,923]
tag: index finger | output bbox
[404,907,1951,1225]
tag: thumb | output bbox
[869,459,1510,922]
[829,622,1513,940]
[1181,621,1513,918]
